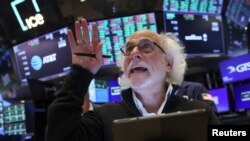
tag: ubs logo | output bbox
[11,0,45,31]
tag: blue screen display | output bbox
[233,83,250,111]
[219,53,250,84]
[209,88,230,113]
[89,79,121,103]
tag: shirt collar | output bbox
[132,84,173,116]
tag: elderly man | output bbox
[45,19,219,141]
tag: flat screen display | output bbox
[88,12,158,65]
[164,13,225,56]
[225,0,250,28]
[208,88,230,113]
[12,27,72,84]
[225,19,248,57]
[0,50,13,87]
[89,79,121,103]
[0,102,3,135]
[3,104,26,135]
[163,0,224,14]
[0,50,19,99]
[219,53,250,84]
[233,83,250,111]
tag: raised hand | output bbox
[68,19,102,74]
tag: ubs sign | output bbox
[11,0,45,31]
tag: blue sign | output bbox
[209,88,230,113]
[234,83,250,111]
[219,53,250,84]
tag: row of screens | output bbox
[3,11,248,86]
[209,82,250,113]
[81,78,250,114]
[0,0,247,48]
[163,0,224,14]
[12,12,158,84]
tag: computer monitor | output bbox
[219,53,250,84]
[163,0,224,14]
[233,83,250,111]
[87,12,160,65]
[12,27,72,85]
[0,102,3,135]
[89,79,121,103]
[109,79,121,102]
[225,0,250,28]
[163,13,225,56]
[0,50,19,99]
[208,87,230,113]
[224,19,248,57]
[3,103,34,135]
[0,50,18,87]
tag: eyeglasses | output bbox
[120,39,166,56]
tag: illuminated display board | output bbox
[0,102,3,135]
[208,88,230,113]
[13,27,71,84]
[89,79,121,103]
[219,53,250,84]
[3,104,26,135]
[163,0,223,14]
[226,0,250,28]
[164,13,224,56]
[89,12,158,65]
[225,20,248,57]
[233,83,250,111]
[13,12,159,84]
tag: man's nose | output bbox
[130,46,142,60]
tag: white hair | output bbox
[116,32,187,89]
[161,32,187,85]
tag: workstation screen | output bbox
[3,103,26,135]
[225,0,250,28]
[163,0,224,14]
[224,19,248,57]
[219,53,250,84]
[88,79,121,103]
[88,12,159,65]
[209,87,230,113]
[12,27,71,85]
[233,83,250,111]
[164,13,225,56]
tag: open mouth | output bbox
[130,66,148,73]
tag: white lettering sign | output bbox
[43,53,57,64]
[25,13,44,29]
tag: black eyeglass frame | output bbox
[120,39,166,56]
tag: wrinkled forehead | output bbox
[127,30,160,43]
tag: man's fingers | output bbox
[75,21,84,45]
[92,22,99,47]
[96,43,103,62]
[81,19,90,45]
[68,29,77,51]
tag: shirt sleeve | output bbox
[45,65,103,141]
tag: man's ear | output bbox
[166,57,173,73]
